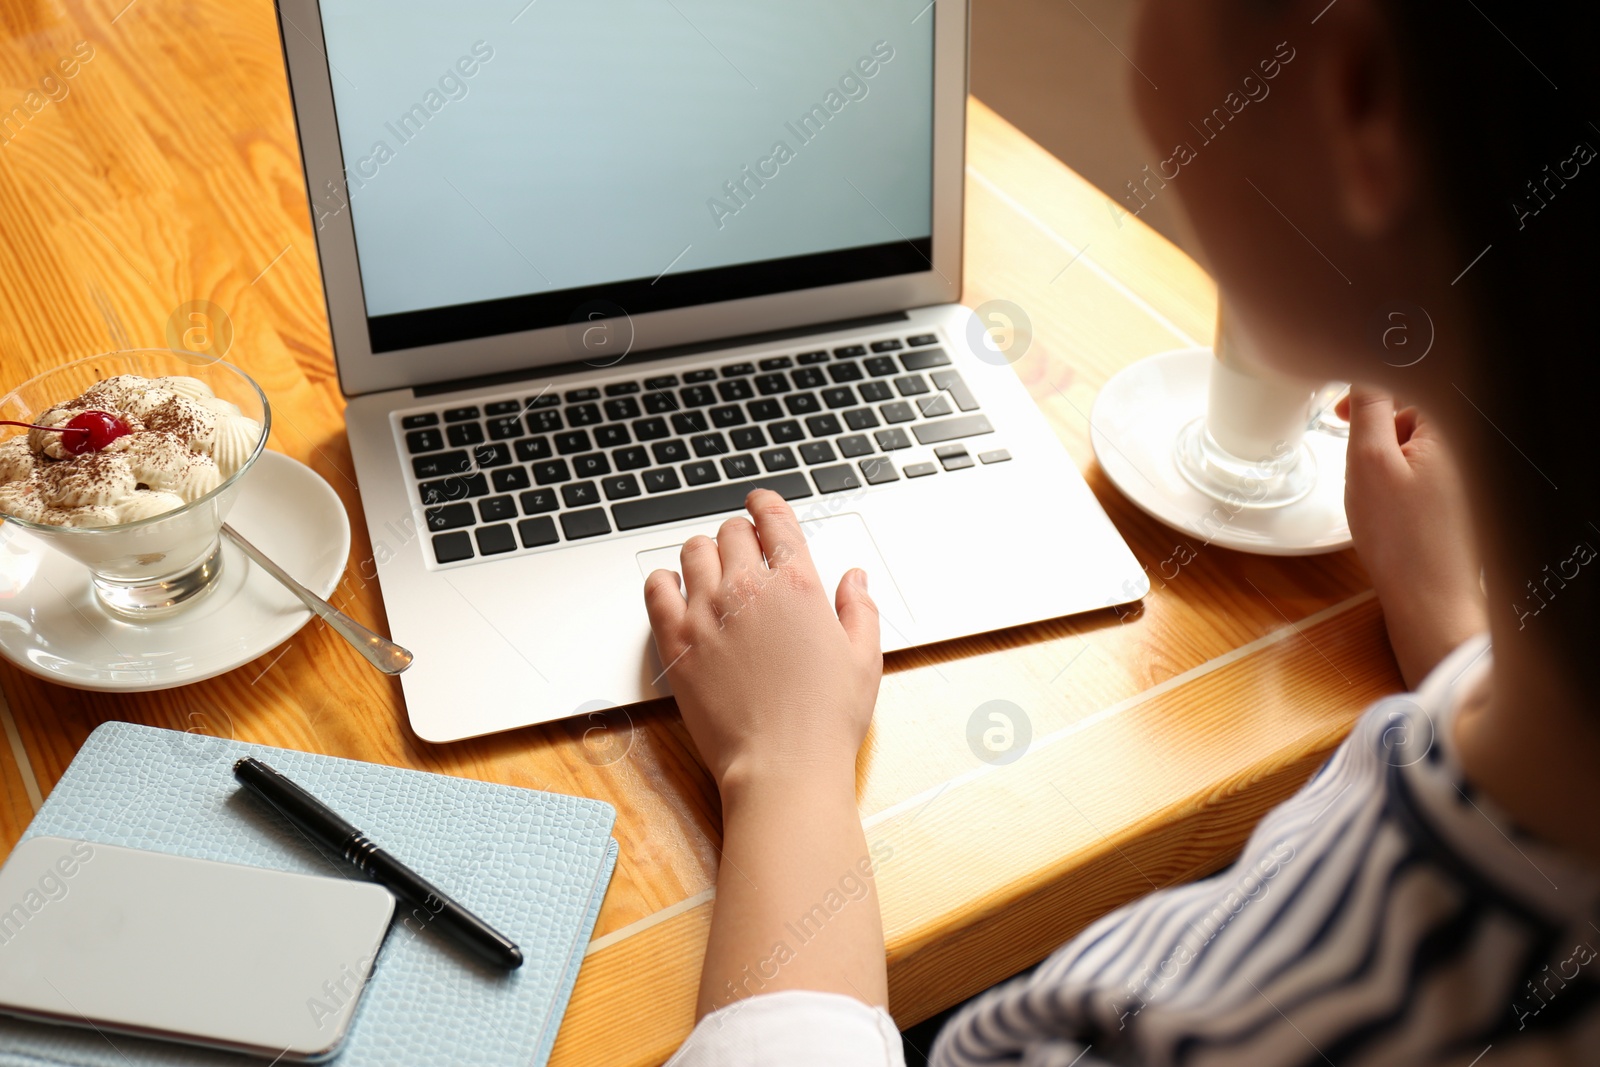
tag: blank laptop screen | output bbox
[313,2,937,353]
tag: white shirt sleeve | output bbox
[668,990,906,1067]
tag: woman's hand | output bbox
[1341,387,1487,689]
[645,492,890,1020]
[643,489,882,792]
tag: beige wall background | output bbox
[971,0,1198,256]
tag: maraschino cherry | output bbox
[0,410,131,454]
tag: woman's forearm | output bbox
[695,763,888,1021]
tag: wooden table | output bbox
[0,3,1402,1064]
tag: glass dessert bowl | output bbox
[0,350,270,618]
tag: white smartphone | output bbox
[0,836,395,1062]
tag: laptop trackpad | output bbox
[634,512,914,647]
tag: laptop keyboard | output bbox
[397,332,1013,566]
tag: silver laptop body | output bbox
[276,0,1146,742]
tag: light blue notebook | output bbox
[0,721,618,1067]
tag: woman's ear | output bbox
[1315,0,1416,236]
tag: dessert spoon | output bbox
[221,523,413,675]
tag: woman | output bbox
[653,0,1600,1062]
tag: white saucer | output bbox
[0,451,350,691]
[1090,348,1351,556]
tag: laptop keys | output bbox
[804,414,842,437]
[643,468,681,493]
[520,488,558,514]
[527,409,562,434]
[633,417,669,440]
[914,414,994,446]
[446,422,484,447]
[492,467,531,493]
[653,440,690,464]
[604,397,641,421]
[931,369,980,412]
[603,474,641,500]
[420,474,487,505]
[487,416,523,441]
[406,428,443,454]
[426,503,476,531]
[901,348,951,372]
[683,461,720,486]
[811,465,861,493]
[721,454,759,479]
[478,496,517,523]
[518,516,559,548]
[561,508,612,540]
[747,399,782,421]
[473,443,512,468]
[614,445,650,470]
[760,447,798,472]
[837,435,873,458]
[769,420,803,443]
[784,393,821,416]
[533,460,571,485]
[413,451,471,479]
[671,411,709,435]
[800,441,836,465]
[691,433,727,457]
[562,481,601,507]
[860,457,898,485]
[408,330,995,565]
[594,424,630,448]
[515,437,552,462]
[432,531,474,564]
[612,472,812,532]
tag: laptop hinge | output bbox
[412,311,911,398]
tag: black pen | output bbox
[233,757,523,970]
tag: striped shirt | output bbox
[672,636,1600,1066]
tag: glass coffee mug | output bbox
[1175,310,1346,509]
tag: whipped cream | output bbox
[0,374,262,527]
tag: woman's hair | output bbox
[1382,1,1599,691]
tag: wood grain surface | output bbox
[0,3,1401,1065]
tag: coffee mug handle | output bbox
[1309,382,1350,438]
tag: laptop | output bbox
[275,0,1147,743]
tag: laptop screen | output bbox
[314,4,937,354]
